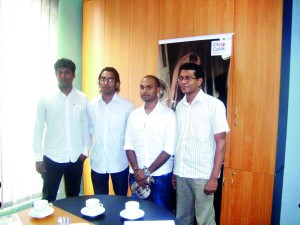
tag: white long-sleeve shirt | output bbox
[87,93,135,173]
[33,87,91,163]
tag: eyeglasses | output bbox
[99,77,115,83]
[177,76,198,82]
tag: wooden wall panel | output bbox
[159,0,194,39]
[82,0,105,195]
[128,0,159,106]
[228,0,282,174]
[193,0,234,36]
[103,0,130,98]
[82,0,105,99]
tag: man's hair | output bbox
[143,75,161,88]
[54,58,76,73]
[179,63,205,79]
[98,67,120,93]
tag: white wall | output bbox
[280,0,300,224]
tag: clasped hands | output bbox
[133,169,148,189]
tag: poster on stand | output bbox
[158,33,233,110]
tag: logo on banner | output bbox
[211,40,232,59]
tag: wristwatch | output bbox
[143,167,151,178]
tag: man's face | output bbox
[178,69,203,96]
[56,67,75,89]
[98,71,119,95]
[140,77,160,103]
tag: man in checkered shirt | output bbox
[173,63,230,225]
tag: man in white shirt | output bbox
[33,58,91,201]
[173,63,230,225]
[87,67,135,196]
[124,75,177,211]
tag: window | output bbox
[0,0,58,208]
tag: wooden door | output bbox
[227,0,282,175]
[221,168,274,225]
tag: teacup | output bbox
[33,199,52,213]
[125,201,139,213]
[86,198,103,212]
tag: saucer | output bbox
[28,207,54,218]
[120,209,145,220]
[80,206,105,217]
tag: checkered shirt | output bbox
[174,90,229,179]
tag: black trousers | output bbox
[42,156,83,202]
[91,166,129,196]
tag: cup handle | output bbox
[48,203,53,208]
[99,203,103,207]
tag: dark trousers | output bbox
[129,172,175,212]
[91,167,129,196]
[42,156,83,202]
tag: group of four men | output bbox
[33,58,229,225]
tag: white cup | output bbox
[125,201,139,213]
[33,199,52,213]
[86,198,103,212]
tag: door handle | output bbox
[231,171,236,187]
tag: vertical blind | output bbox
[0,0,58,208]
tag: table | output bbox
[18,195,178,225]
[18,206,90,225]
[53,195,178,225]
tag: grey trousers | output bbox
[176,176,216,225]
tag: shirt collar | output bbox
[142,101,163,114]
[182,89,205,105]
[98,92,119,103]
[56,86,74,96]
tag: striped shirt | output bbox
[174,89,229,179]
